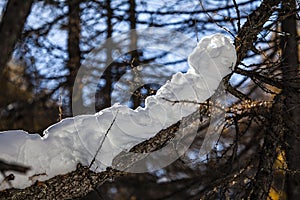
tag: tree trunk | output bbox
[280,0,300,199]
[0,0,34,73]
[95,0,114,111]
[66,0,82,116]
[129,0,142,109]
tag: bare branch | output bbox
[89,110,119,168]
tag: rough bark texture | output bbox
[0,0,34,73]
[280,0,300,199]
[0,164,126,200]
[249,95,285,199]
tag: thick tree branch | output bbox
[0,99,272,199]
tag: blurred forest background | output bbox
[0,0,299,199]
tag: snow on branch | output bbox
[0,99,273,199]
[0,33,236,191]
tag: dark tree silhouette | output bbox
[0,0,34,74]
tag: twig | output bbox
[222,75,251,100]
[194,19,199,42]
[0,159,31,188]
[199,0,235,39]
[234,0,281,63]
[161,97,207,106]
[58,88,63,121]
[232,0,241,32]
[89,110,119,168]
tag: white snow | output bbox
[0,33,236,190]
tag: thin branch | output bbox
[235,0,281,63]
[89,110,119,168]
[161,97,208,106]
[223,75,251,100]
[232,0,241,32]
[234,67,284,90]
[199,0,235,38]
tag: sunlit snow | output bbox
[0,33,236,190]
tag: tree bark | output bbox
[95,0,113,111]
[128,0,143,109]
[0,0,34,74]
[280,0,300,199]
[66,0,82,116]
